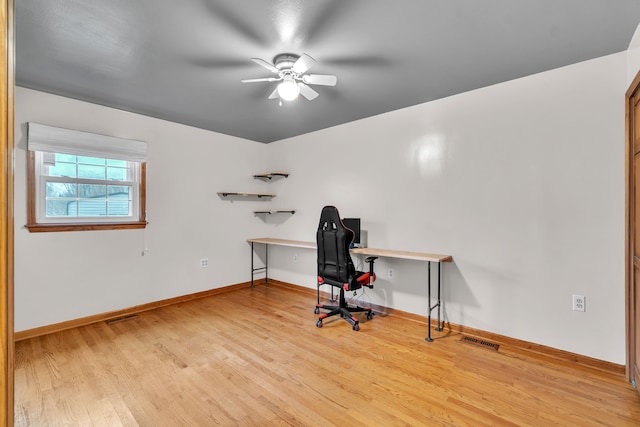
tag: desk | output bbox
[351,247,452,342]
[247,238,316,287]
[247,237,452,342]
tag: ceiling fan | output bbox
[241,53,337,103]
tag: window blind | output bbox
[27,123,147,162]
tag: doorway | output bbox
[0,0,13,424]
[626,70,640,393]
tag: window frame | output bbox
[26,151,147,232]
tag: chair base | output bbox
[314,288,373,331]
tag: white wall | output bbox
[14,87,269,331]
[265,52,627,364]
[629,23,640,84]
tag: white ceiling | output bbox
[15,0,640,143]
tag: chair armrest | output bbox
[364,256,378,288]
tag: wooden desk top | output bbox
[248,238,452,263]
[351,247,452,263]
[247,237,316,249]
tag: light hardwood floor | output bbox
[14,283,640,426]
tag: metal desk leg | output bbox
[436,262,443,332]
[426,261,433,342]
[251,242,255,288]
[265,244,269,284]
[250,242,268,287]
[426,261,443,342]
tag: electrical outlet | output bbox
[293,254,298,262]
[572,294,585,312]
[200,258,209,268]
[388,268,393,278]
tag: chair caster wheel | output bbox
[314,307,319,314]
[366,312,373,320]
[352,324,360,331]
[316,320,323,328]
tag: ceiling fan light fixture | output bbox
[242,53,337,103]
[277,76,300,101]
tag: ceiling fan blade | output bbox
[298,83,319,101]
[302,74,337,86]
[268,87,280,99]
[241,77,279,83]
[251,58,279,74]
[292,54,316,74]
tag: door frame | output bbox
[0,0,12,424]
[626,70,640,386]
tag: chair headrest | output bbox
[318,205,342,230]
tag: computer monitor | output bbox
[342,218,361,246]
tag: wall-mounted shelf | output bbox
[218,192,275,198]
[220,172,289,212]
[253,172,290,181]
[254,209,296,215]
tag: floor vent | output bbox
[460,335,500,351]
[106,314,139,325]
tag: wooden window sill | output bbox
[25,221,147,233]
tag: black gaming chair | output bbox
[314,206,377,331]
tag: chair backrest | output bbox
[317,205,356,283]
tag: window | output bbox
[26,123,147,232]
[35,152,139,220]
